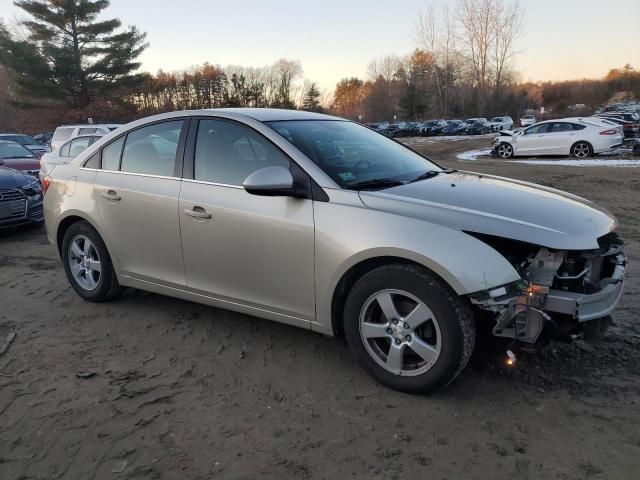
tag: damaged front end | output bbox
[469,232,627,347]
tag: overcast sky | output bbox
[1,0,639,91]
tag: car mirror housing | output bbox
[243,166,298,197]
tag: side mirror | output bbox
[243,166,297,197]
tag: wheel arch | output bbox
[55,213,104,256]
[330,255,459,338]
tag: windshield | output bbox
[266,120,441,189]
[0,142,36,159]
[491,117,503,122]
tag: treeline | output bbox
[1,0,639,134]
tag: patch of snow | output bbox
[509,159,640,167]
[456,149,492,161]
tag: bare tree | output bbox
[492,0,524,91]
[416,4,456,115]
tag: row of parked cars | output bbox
[0,123,121,230]
[367,116,516,137]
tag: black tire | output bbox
[571,141,593,158]
[61,221,122,302]
[343,264,475,394]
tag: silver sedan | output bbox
[43,109,627,393]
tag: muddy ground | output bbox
[1,136,639,480]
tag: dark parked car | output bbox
[0,141,41,177]
[441,120,466,135]
[465,118,492,135]
[0,165,44,229]
[421,119,447,136]
[594,115,639,139]
[0,134,49,157]
[33,132,54,145]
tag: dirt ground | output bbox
[1,136,639,480]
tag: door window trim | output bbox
[183,116,313,193]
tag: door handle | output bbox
[184,207,211,219]
[101,190,121,201]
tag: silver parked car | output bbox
[43,109,627,393]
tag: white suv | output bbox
[488,116,514,132]
[50,124,121,151]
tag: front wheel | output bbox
[343,264,476,393]
[571,141,592,158]
[496,142,514,158]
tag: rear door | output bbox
[94,119,188,288]
[178,117,315,324]
[546,122,576,154]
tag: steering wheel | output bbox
[353,159,372,172]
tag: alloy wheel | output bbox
[359,289,441,376]
[497,143,513,158]
[573,142,591,158]
[68,235,102,290]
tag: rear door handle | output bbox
[101,190,121,201]
[184,206,211,219]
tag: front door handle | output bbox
[184,206,211,220]
[101,190,121,201]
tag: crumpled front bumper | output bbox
[543,252,627,322]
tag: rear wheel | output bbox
[61,221,122,302]
[496,142,514,158]
[343,264,475,393]
[571,141,592,158]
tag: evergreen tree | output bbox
[302,83,323,112]
[0,0,147,108]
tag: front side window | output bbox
[267,120,441,189]
[194,119,290,186]
[120,121,184,176]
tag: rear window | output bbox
[52,127,74,142]
[79,127,97,135]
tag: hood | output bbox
[0,157,40,171]
[0,166,31,189]
[498,130,515,136]
[359,171,616,250]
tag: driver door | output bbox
[178,118,315,326]
[516,123,551,155]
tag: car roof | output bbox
[211,108,343,122]
[55,124,121,129]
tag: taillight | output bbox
[41,176,51,193]
[599,129,617,135]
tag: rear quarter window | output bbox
[52,127,74,142]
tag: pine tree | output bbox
[302,83,322,112]
[0,0,148,108]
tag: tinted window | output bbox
[572,124,586,131]
[524,123,550,135]
[52,127,74,143]
[102,136,125,171]
[550,122,574,133]
[84,152,100,169]
[79,128,97,135]
[69,137,92,157]
[0,135,35,145]
[267,120,440,188]
[194,119,290,186]
[121,121,183,176]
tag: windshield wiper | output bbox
[347,178,405,191]
[409,169,456,183]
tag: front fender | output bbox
[313,194,521,334]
